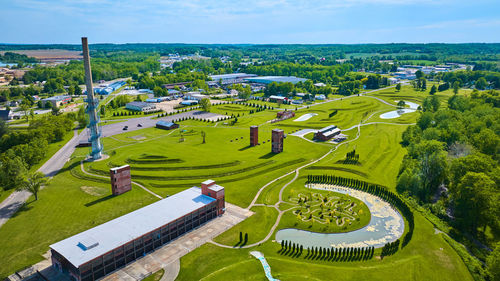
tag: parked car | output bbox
[137,124,142,127]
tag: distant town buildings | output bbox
[276,111,295,120]
[125,101,156,112]
[42,95,71,108]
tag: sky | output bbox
[2,0,500,44]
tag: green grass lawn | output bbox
[0,86,475,280]
[142,269,164,281]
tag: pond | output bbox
[294,113,318,122]
[379,100,420,119]
[275,184,404,248]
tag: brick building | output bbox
[314,125,341,141]
[110,165,132,195]
[272,129,284,153]
[50,180,225,281]
[250,126,258,146]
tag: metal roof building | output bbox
[244,76,307,85]
[50,184,225,281]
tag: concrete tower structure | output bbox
[250,126,258,146]
[272,129,284,153]
[82,37,103,160]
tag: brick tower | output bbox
[110,165,132,195]
[201,180,225,216]
[250,126,258,146]
[272,129,284,153]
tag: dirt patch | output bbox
[129,135,146,140]
[80,186,108,196]
[0,49,82,60]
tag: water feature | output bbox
[275,184,404,248]
[294,113,317,122]
[250,251,280,281]
[379,100,419,119]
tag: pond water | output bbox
[275,184,404,248]
[0,61,17,67]
[294,113,318,122]
[379,100,420,119]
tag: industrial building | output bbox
[250,126,258,146]
[93,81,126,95]
[156,120,179,130]
[43,95,71,108]
[209,73,257,86]
[276,111,295,120]
[272,129,284,153]
[314,125,341,141]
[244,76,307,85]
[50,180,225,281]
[125,101,156,112]
[110,165,131,196]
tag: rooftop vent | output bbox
[77,237,99,251]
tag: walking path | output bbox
[0,128,80,228]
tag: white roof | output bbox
[319,125,337,133]
[50,187,215,268]
[209,184,224,192]
[110,165,129,171]
[269,95,286,100]
[202,179,215,185]
[323,128,341,137]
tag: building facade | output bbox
[50,182,225,281]
[156,121,179,130]
[272,129,284,153]
[250,126,258,146]
[110,165,132,195]
[314,125,341,141]
[125,101,156,112]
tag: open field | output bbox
[0,49,82,60]
[0,86,475,280]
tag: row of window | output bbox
[75,204,217,281]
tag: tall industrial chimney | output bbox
[82,37,103,160]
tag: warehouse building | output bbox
[50,180,225,281]
[244,76,307,85]
[314,125,341,141]
[156,120,179,130]
[209,73,257,86]
[43,95,72,108]
[125,101,156,112]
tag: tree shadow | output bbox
[85,194,115,207]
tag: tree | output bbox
[452,81,460,95]
[475,77,488,90]
[200,98,211,112]
[0,150,28,190]
[488,243,500,281]
[429,85,437,95]
[395,83,401,91]
[452,172,496,233]
[201,131,206,144]
[397,100,406,108]
[18,172,48,201]
[0,119,8,138]
[51,106,61,116]
[19,103,30,121]
[416,70,424,79]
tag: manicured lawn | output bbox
[0,86,475,280]
[0,156,157,279]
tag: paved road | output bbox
[0,110,225,229]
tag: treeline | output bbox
[0,52,39,64]
[279,240,375,261]
[398,91,499,239]
[436,70,500,89]
[0,115,75,191]
[307,174,414,248]
[22,54,160,93]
